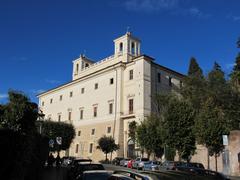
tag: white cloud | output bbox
[227,14,240,22]
[124,0,179,12]
[0,93,8,99]
[188,7,210,18]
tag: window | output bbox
[91,128,95,135]
[131,42,135,54]
[157,73,161,83]
[107,127,111,134]
[89,143,93,153]
[110,78,114,85]
[60,95,63,101]
[76,63,79,73]
[75,144,79,153]
[94,83,98,90]
[169,77,172,87]
[129,70,133,80]
[129,99,134,114]
[80,109,83,120]
[78,131,81,136]
[58,114,61,122]
[70,91,73,97]
[42,101,44,106]
[50,98,53,104]
[119,42,123,52]
[93,106,97,117]
[68,111,72,121]
[109,103,113,114]
[81,88,85,94]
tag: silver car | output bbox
[120,158,131,167]
[132,157,149,170]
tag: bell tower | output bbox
[114,32,141,62]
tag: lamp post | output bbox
[38,109,45,134]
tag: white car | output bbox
[132,157,149,170]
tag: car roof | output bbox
[83,170,112,174]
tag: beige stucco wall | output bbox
[38,33,184,162]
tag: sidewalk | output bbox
[39,167,68,180]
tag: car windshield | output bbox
[141,158,149,161]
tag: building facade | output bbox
[38,32,184,161]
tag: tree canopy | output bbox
[38,120,76,152]
[97,135,119,161]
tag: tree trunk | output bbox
[207,148,210,169]
[105,153,108,162]
[215,154,218,172]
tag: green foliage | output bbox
[39,120,75,152]
[195,98,226,156]
[162,96,196,161]
[230,53,240,91]
[128,121,137,142]
[188,57,203,77]
[181,57,206,110]
[97,135,119,160]
[136,115,164,158]
[0,90,48,180]
[0,90,39,134]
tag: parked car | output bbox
[187,162,204,169]
[132,157,149,170]
[120,158,131,167]
[142,161,161,171]
[112,157,124,166]
[80,170,112,180]
[68,158,103,180]
[127,159,134,168]
[159,161,186,170]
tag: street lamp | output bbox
[38,109,45,134]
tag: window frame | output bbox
[129,69,133,80]
[129,99,134,114]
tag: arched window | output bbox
[76,63,79,73]
[119,42,123,52]
[131,42,135,54]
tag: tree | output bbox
[39,120,75,153]
[181,57,207,110]
[128,121,137,142]
[97,135,119,161]
[195,62,232,171]
[230,53,240,91]
[0,90,48,180]
[0,90,39,134]
[162,96,196,161]
[195,98,227,171]
[136,115,164,159]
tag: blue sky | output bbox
[0,0,240,103]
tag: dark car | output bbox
[68,158,101,180]
[159,161,186,170]
[112,157,124,166]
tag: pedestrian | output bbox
[56,154,61,168]
[47,153,54,167]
